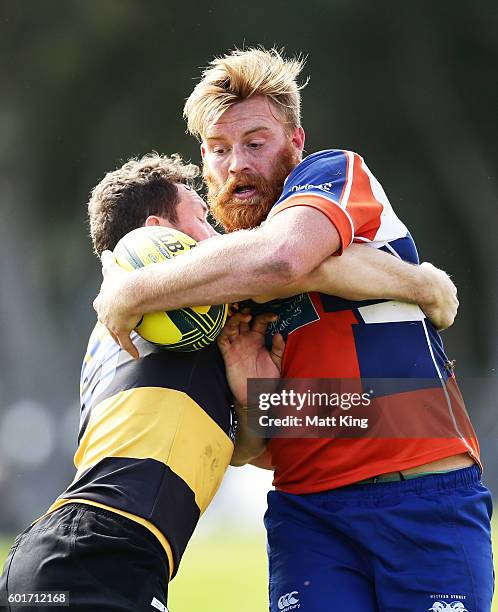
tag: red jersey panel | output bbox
[261,150,480,493]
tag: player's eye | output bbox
[247,141,263,149]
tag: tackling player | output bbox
[94,49,494,611]
[0,153,453,611]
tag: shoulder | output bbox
[286,149,351,179]
[278,149,358,205]
[284,149,367,188]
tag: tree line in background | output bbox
[0,0,496,527]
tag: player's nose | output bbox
[228,148,250,175]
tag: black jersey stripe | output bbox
[60,457,199,577]
[90,343,233,437]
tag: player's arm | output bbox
[217,311,284,467]
[230,404,267,467]
[252,246,459,331]
[94,206,340,357]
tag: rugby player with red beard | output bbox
[93,48,493,612]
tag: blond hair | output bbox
[184,47,308,140]
[88,152,199,256]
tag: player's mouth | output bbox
[232,185,257,200]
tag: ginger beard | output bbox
[203,143,300,232]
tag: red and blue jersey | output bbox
[262,149,480,494]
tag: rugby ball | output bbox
[113,226,228,351]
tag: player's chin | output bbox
[211,196,271,231]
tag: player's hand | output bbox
[418,262,459,331]
[93,250,141,359]
[218,310,285,406]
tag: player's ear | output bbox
[291,126,305,154]
[144,216,161,227]
[200,143,206,159]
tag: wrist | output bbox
[123,271,146,315]
[416,263,440,308]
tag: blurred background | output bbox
[0,1,496,610]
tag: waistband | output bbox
[356,467,460,484]
[304,465,482,501]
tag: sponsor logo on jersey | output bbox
[266,294,320,342]
[290,182,334,193]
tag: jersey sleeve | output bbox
[267,149,405,254]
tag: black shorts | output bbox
[0,503,170,612]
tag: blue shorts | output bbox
[264,465,494,612]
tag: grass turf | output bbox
[0,522,496,611]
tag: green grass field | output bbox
[1,523,496,611]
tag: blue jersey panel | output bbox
[352,320,439,379]
[380,232,419,263]
[272,150,348,210]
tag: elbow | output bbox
[230,457,248,467]
[258,245,307,285]
[259,257,296,284]
[230,451,252,467]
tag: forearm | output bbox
[255,245,428,304]
[231,405,266,467]
[305,245,428,302]
[118,207,340,315]
[121,228,295,314]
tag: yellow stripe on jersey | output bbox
[74,386,234,513]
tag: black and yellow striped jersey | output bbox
[45,323,234,577]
